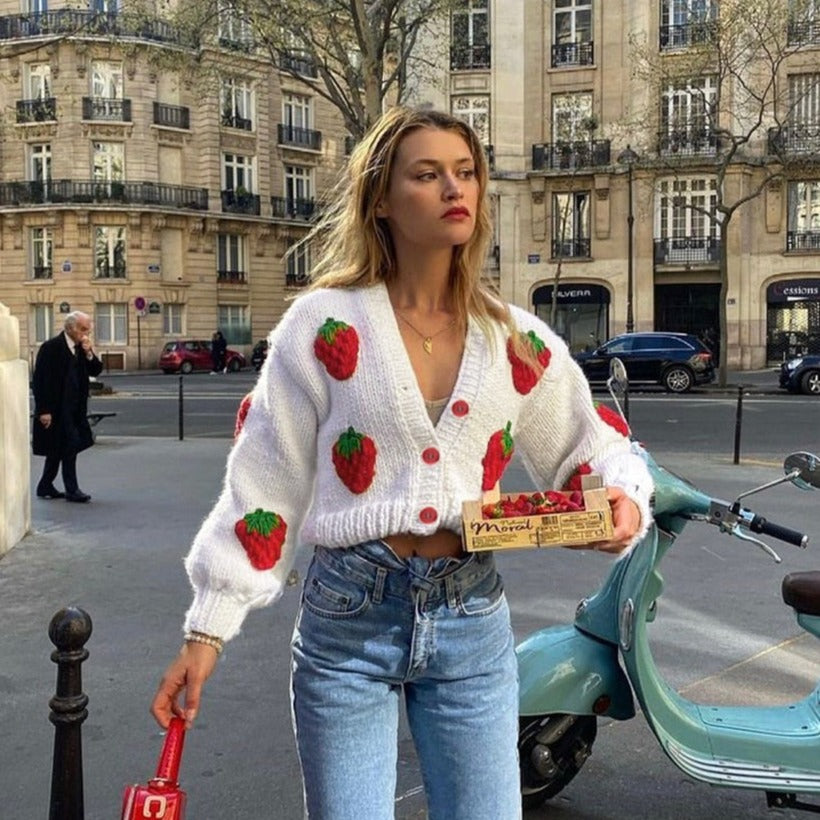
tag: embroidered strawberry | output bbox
[481,421,515,491]
[314,317,359,380]
[507,330,552,395]
[332,426,377,493]
[564,462,592,492]
[234,392,253,438]
[234,508,287,570]
[595,402,630,437]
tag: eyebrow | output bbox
[408,156,475,168]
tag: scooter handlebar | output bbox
[748,515,809,549]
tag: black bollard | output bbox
[178,374,184,441]
[48,607,92,820]
[733,385,744,465]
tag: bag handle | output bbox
[154,717,186,785]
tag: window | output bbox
[552,192,590,258]
[91,61,122,99]
[31,227,52,279]
[285,165,313,204]
[451,0,490,69]
[656,176,719,263]
[553,0,592,66]
[660,0,715,48]
[31,304,53,344]
[218,2,252,48]
[660,76,717,154]
[223,153,254,191]
[91,0,119,11]
[96,302,128,344]
[218,304,251,345]
[93,142,124,181]
[163,304,184,335]
[26,0,48,13]
[451,96,490,144]
[28,64,51,99]
[788,0,820,44]
[552,92,592,142]
[29,143,51,184]
[283,94,311,129]
[94,226,127,278]
[286,237,311,286]
[787,181,820,250]
[217,234,247,282]
[790,73,820,126]
[221,76,253,130]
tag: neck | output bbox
[388,246,455,313]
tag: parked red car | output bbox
[158,340,246,374]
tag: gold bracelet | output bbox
[184,630,225,655]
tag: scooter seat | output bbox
[782,571,820,616]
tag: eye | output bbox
[458,167,476,179]
[417,171,437,181]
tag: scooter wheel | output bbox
[519,714,597,810]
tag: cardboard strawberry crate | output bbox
[461,474,613,553]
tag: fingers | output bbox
[150,644,219,730]
[584,487,642,554]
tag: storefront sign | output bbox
[767,278,820,303]
[533,283,611,305]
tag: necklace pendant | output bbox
[423,337,433,354]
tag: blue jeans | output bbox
[291,540,520,820]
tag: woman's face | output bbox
[376,127,480,254]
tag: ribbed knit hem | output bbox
[183,589,259,642]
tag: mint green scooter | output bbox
[517,361,820,814]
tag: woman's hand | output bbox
[566,486,642,554]
[151,642,220,729]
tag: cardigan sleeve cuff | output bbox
[183,588,270,643]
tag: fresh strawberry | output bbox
[481,421,515,491]
[332,426,377,493]
[595,402,630,437]
[234,508,287,570]
[507,330,552,395]
[564,462,592,492]
[234,392,253,438]
[314,317,359,380]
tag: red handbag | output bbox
[121,717,187,819]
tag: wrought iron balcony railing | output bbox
[653,236,720,265]
[450,43,491,70]
[218,35,254,53]
[658,128,717,156]
[551,41,594,68]
[16,97,56,123]
[153,101,190,130]
[659,21,716,50]
[82,97,131,122]
[786,231,820,251]
[222,112,253,131]
[768,125,820,156]
[221,189,261,215]
[551,238,591,259]
[278,124,322,151]
[532,140,611,171]
[271,196,320,220]
[280,51,319,78]
[286,272,310,287]
[0,10,196,46]
[31,265,53,280]
[0,179,208,209]
[217,269,247,284]
[787,18,820,45]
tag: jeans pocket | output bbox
[302,562,371,620]
[457,571,505,617]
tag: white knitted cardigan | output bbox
[184,282,653,640]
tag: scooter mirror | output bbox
[784,452,820,490]
[607,357,628,393]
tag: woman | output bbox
[151,107,653,819]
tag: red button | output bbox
[422,447,440,464]
[452,400,469,417]
[419,506,438,524]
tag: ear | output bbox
[375,200,389,218]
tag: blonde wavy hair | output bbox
[299,106,523,348]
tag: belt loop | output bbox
[445,573,458,609]
[372,567,387,604]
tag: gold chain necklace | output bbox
[394,310,457,355]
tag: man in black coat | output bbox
[32,311,103,503]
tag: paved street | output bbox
[1,368,818,819]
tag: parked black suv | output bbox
[573,332,716,393]
[779,355,820,395]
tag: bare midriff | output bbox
[384,530,465,559]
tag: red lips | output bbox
[442,206,470,218]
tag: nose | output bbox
[442,173,463,201]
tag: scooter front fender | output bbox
[517,625,635,720]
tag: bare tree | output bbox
[628,0,816,384]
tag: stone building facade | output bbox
[416,0,820,368]
[0,1,348,371]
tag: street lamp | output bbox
[617,144,639,334]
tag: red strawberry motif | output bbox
[595,402,630,437]
[564,462,592,492]
[314,317,359,380]
[507,330,551,395]
[481,421,515,491]
[234,392,253,438]
[332,426,377,494]
[234,508,287,570]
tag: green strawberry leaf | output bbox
[242,508,280,535]
[335,426,363,458]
